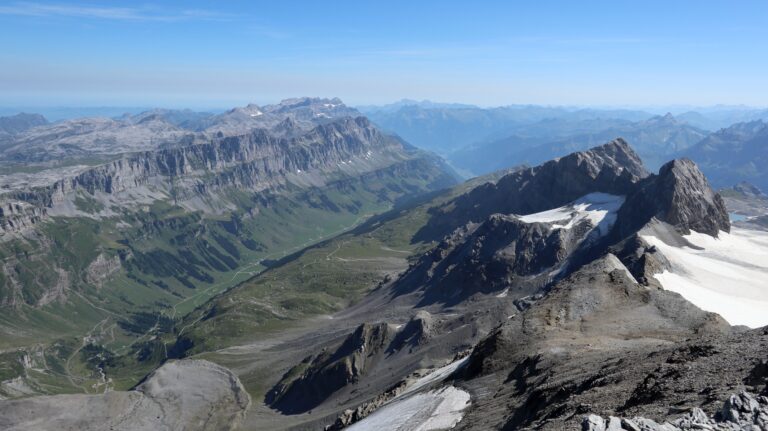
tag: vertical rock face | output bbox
[653,159,730,236]
[0,202,46,233]
[616,158,730,237]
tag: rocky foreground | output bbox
[584,391,768,431]
[0,360,251,431]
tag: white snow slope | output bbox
[642,228,768,328]
[347,357,471,431]
[347,386,470,431]
[518,192,625,236]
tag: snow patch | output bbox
[403,356,469,397]
[641,228,768,328]
[347,386,470,431]
[517,192,625,236]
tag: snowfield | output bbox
[346,356,471,431]
[518,192,625,236]
[401,356,470,397]
[641,228,768,328]
[346,386,470,431]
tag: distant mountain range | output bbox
[0,98,363,164]
[3,100,767,191]
[451,113,709,174]
[361,103,653,156]
[0,112,48,136]
[676,106,768,130]
[679,120,768,191]
[360,102,768,185]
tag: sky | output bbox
[0,0,766,109]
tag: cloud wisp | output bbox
[0,2,237,22]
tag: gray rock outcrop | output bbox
[0,359,251,431]
[584,391,768,431]
[616,158,730,237]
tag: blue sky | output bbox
[0,0,766,108]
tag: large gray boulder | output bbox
[0,359,250,431]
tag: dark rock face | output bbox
[267,323,393,414]
[394,211,602,306]
[389,142,731,308]
[616,159,730,237]
[653,159,730,236]
[388,310,434,353]
[414,138,648,242]
[0,202,46,233]
[609,234,671,288]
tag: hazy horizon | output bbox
[1,98,766,120]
